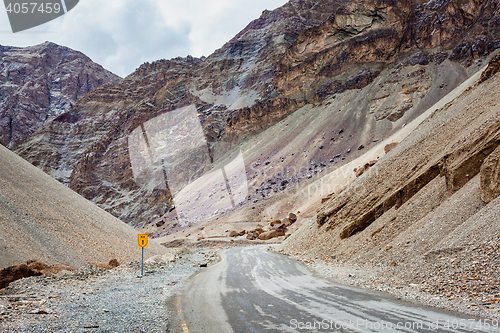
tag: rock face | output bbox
[0,42,121,149]
[0,264,42,289]
[280,53,500,307]
[16,0,500,229]
[481,145,500,203]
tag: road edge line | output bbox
[176,250,225,333]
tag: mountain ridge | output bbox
[0,41,121,150]
[14,0,500,231]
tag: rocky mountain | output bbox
[15,0,500,230]
[0,42,121,149]
[280,53,500,314]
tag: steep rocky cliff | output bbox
[0,42,121,149]
[16,0,500,229]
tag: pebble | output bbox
[0,249,219,332]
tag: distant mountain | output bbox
[15,0,500,230]
[0,42,121,149]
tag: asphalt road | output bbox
[174,246,500,333]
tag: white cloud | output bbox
[0,0,288,77]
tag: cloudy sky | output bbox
[0,0,288,77]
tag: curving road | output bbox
[172,246,500,333]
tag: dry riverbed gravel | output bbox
[0,248,219,332]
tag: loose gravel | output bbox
[0,248,219,332]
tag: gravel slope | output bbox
[0,248,219,332]
[0,144,165,269]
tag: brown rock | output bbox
[481,145,500,203]
[238,230,246,236]
[27,260,47,271]
[356,166,366,177]
[229,230,239,237]
[384,142,398,154]
[0,264,42,289]
[321,193,334,203]
[282,217,291,226]
[258,230,279,240]
[246,227,264,240]
[270,220,281,226]
[246,233,257,240]
[108,259,120,268]
[288,213,297,223]
[272,223,288,233]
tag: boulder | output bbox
[271,223,287,236]
[0,264,42,289]
[355,166,366,177]
[246,232,258,240]
[270,220,281,226]
[481,145,500,203]
[321,193,335,203]
[24,260,75,276]
[238,230,246,236]
[272,223,288,232]
[229,230,239,237]
[258,230,280,240]
[108,259,120,268]
[282,217,291,226]
[384,142,398,154]
[246,228,264,240]
[288,213,297,223]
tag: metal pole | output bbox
[141,247,144,276]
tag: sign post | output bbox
[138,234,148,276]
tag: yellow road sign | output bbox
[138,234,148,247]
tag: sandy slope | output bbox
[0,145,165,269]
